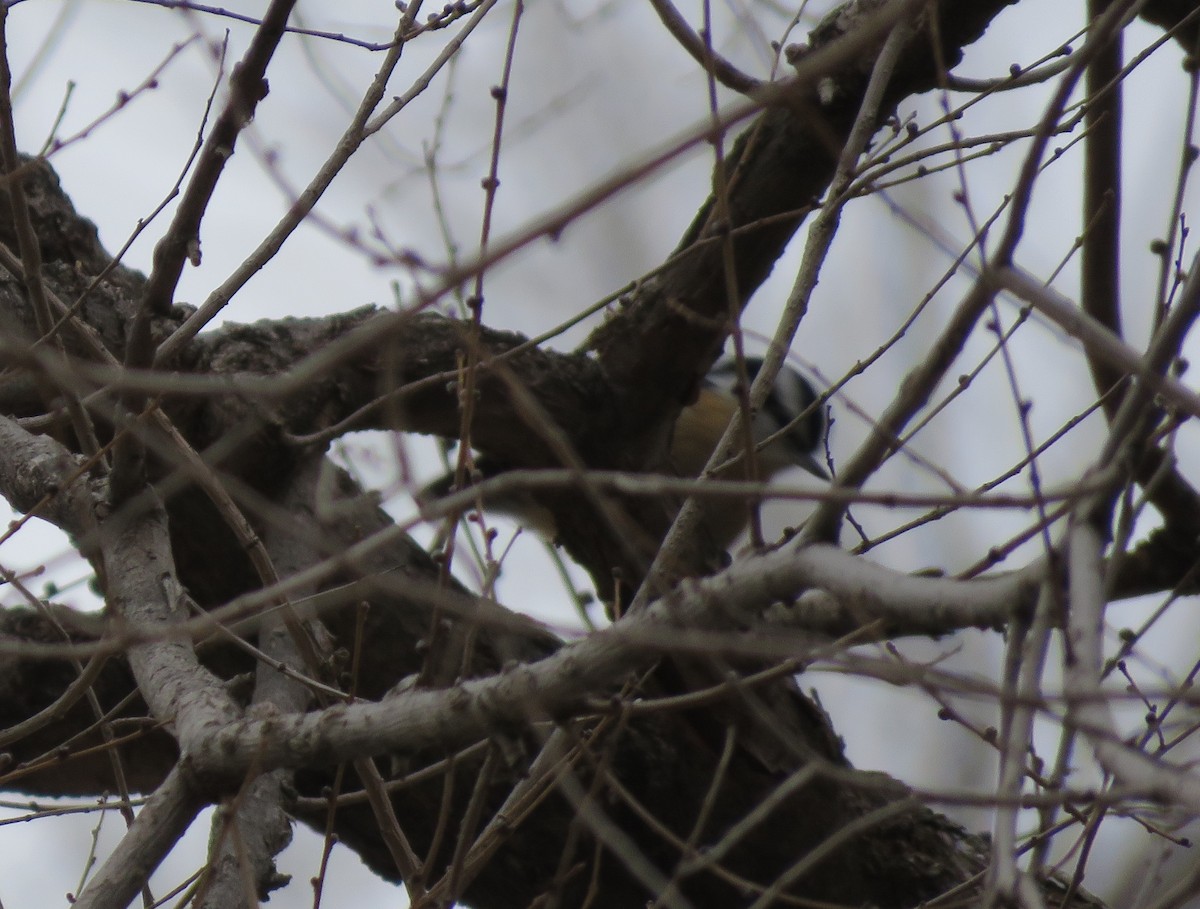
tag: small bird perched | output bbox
[423,356,829,549]
[670,356,828,548]
[672,356,828,482]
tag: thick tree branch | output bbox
[10,1,1194,905]
[72,766,207,909]
[585,0,1020,457]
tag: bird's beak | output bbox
[796,450,830,481]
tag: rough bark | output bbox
[9,1,1200,906]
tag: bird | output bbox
[421,355,829,549]
[672,356,828,483]
[667,356,828,548]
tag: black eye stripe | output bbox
[707,356,827,463]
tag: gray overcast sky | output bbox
[4,1,1200,905]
